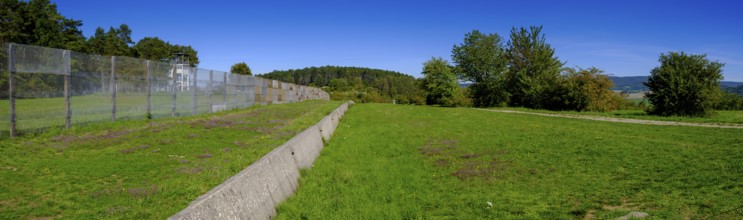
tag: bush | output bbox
[547,67,621,112]
[716,91,743,110]
[644,52,724,117]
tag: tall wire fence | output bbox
[0,43,329,139]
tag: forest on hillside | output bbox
[259,66,424,104]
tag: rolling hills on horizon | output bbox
[609,76,743,92]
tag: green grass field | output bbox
[0,92,259,138]
[497,107,743,125]
[0,100,341,219]
[277,104,743,219]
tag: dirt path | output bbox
[475,109,743,129]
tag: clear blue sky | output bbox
[56,0,743,81]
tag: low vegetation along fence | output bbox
[1,43,329,139]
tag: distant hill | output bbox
[258,66,422,104]
[609,76,743,92]
[609,76,649,92]
[724,85,743,97]
[721,81,743,88]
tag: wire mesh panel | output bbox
[226,74,254,109]
[176,64,196,117]
[69,51,112,125]
[211,71,227,112]
[1,43,329,138]
[113,56,148,120]
[12,44,66,75]
[149,61,177,118]
[243,75,256,107]
[0,44,8,137]
[193,68,211,114]
[253,77,263,105]
[260,78,269,105]
[8,44,66,133]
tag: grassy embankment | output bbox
[0,100,341,219]
[277,103,743,219]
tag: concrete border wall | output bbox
[169,101,354,220]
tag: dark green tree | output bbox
[0,0,85,49]
[133,37,171,61]
[506,25,563,109]
[84,25,133,56]
[170,45,199,67]
[103,24,133,56]
[420,57,459,106]
[230,62,252,75]
[0,0,86,98]
[644,52,724,116]
[451,30,508,107]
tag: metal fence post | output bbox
[110,56,116,121]
[208,70,213,113]
[8,43,16,138]
[171,64,177,117]
[145,60,151,119]
[223,72,227,106]
[63,50,71,129]
[192,67,197,115]
[246,76,251,106]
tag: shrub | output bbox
[644,52,724,117]
[548,67,621,112]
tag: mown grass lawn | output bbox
[0,100,341,219]
[277,103,743,219]
[0,92,249,138]
[498,107,743,125]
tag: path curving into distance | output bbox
[476,109,743,129]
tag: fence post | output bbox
[171,64,177,117]
[110,56,116,121]
[145,60,151,119]
[192,67,197,115]
[233,75,238,108]
[63,50,71,129]
[223,72,227,106]
[7,43,16,138]
[208,70,213,113]
[246,76,252,106]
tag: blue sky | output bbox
[56,0,743,81]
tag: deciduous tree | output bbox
[420,57,459,106]
[230,62,252,75]
[451,30,508,107]
[644,52,723,116]
[506,26,563,109]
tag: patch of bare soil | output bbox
[419,139,511,181]
[50,121,172,146]
[452,159,511,180]
[419,139,458,156]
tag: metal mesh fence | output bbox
[1,43,329,139]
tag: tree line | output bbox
[421,26,623,112]
[1,0,200,98]
[259,66,424,104]
[421,26,740,116]
[0,0,199,64]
